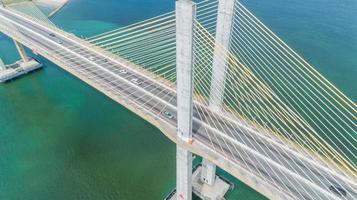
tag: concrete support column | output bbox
[176,146,193,200]
[209,0,236,111]
[0,58,6,70]
[176,0,195,142]
[203,0,236,186]
[14,40,29,62]
[175,1,196,200]
[201,158,217,185]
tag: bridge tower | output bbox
[201,0,236,187]
[175,0,196,199]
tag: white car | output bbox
[119,69,127,74]
[131,78,142,85]
[88,56,95,61]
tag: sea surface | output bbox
[0,0,356,199]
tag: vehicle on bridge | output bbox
[131,78,142,85]
[163,111,174,119]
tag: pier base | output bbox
[192,166,231,200]
[0,58,42,83]
[165,165,232,200]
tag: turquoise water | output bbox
[0,0,355,199]
[241,0,357,100]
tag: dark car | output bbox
[329,185,347,197]
[49,33,56,37]
[163,111,174,119]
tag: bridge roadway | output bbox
[0,7,356,200]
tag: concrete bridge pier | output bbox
[0,40,42,83]
[0,58,5,71]
[201,158,217,185]
[201,0,236,195]
[175,0,196,199]
[14,39,29,62]
[170,0,236,199]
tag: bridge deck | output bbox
[0,7,355,200]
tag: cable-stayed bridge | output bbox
[0,0,355,200]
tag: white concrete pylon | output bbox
[203,0,236,187]
[0,58,5,70]
[201,158,217,185]
[14,39,29,62]
[176,0,195,142]
[175,0,196,200]
[176,146,193,200]
[209,0,236,111]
